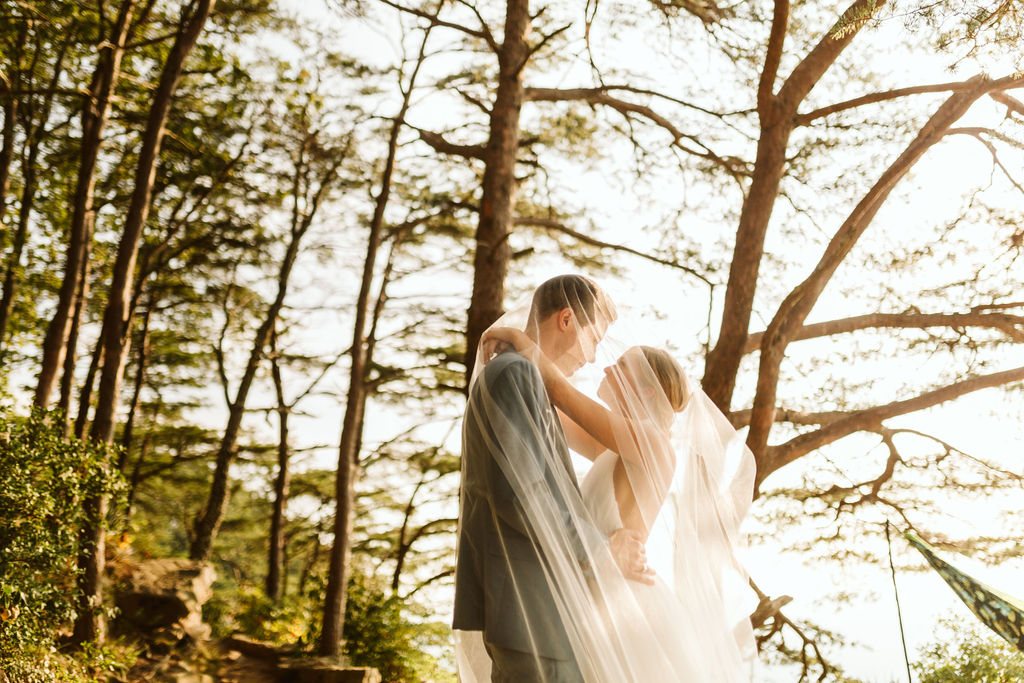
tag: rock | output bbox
[277,658,381,683]
[115,558,216,643]
[167,674,215,683]
[221,634,283,662]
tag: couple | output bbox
[453,274,757,682]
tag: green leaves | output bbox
[0,409,124,658]
[916,618,1024,682]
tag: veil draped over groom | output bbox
[453,276,757,681]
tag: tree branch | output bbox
[746,74,996,461]
[946,127,1024,197]
[743,311,1024,352]
[729,407,847,429]
[523,87,748,179]
[991,90,1024,118]
[777,0,886,114]
[761,365,1024,486]
[375,0,497,51]
[512,215,713,285]
[758,0,790,117]
[796,80,980,125]
[414,126,486,159]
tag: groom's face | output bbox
[551,309,609,376]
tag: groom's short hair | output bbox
[528,274,616,328]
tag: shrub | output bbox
[343,570,455,683]
[0,409,126,678]
[915,617,1024,682]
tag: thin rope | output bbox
[886,520,913,682]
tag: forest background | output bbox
[1,0,1023,681]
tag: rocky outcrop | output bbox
[276,658,382,683]
[115,558,216,645]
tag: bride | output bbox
[478,326,757,681]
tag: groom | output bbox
[453,274,651,682]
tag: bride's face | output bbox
[597,348,646,410]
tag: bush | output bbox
[0,409,126,679]
[205,582,318,647]
[915,617,1024,682]
[343,570,455,683]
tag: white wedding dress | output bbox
[581,449,753,682]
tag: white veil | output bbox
[453,276,756,682]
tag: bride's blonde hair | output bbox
[639,346,689,412]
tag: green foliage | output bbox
[203,567,455,682]
[205,583,317,647]
[343,569,455,683]
[0,409,127,678]
[0,639,138,683]
[915,618,1024,682]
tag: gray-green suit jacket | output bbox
[453,351,598,660]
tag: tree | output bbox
[189,68,357,561]
[34,0,137,409]
[915,618,1024,683]
[0,6,78,362]
[75,0,217,644]
[318,12,439,655]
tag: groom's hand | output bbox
[609,528,656,585]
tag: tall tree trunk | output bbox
[265,330,289,603]
[74,0,216,645]
[89,0,215,444]
[0,149,38,354]
[74,337,102,439]
[36,0,135,408]
[317,19,435,656]
[119,298,151,469]
[700,118,792,412]
[0,98,18,224]
[0,22,74,359]
[188,229,303,561]
[0,24,26,230]
[126,411,157,518]
[701,0,886,412]
[462,0,530,385]
[59,233,93,428]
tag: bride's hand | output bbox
[481,327,539,364]
[609,528,656,585]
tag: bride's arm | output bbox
[483,327,654,467]
[556,408,604,461]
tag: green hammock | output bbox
[905,531,1024,653]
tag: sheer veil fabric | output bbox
[453,278,757,682]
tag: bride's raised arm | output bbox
[482,327,665,469]
[555,408,605,461]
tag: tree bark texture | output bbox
[462,0,530,386]
[36,0,134,407]
[74,0,216,646]
[701,0,887,412]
